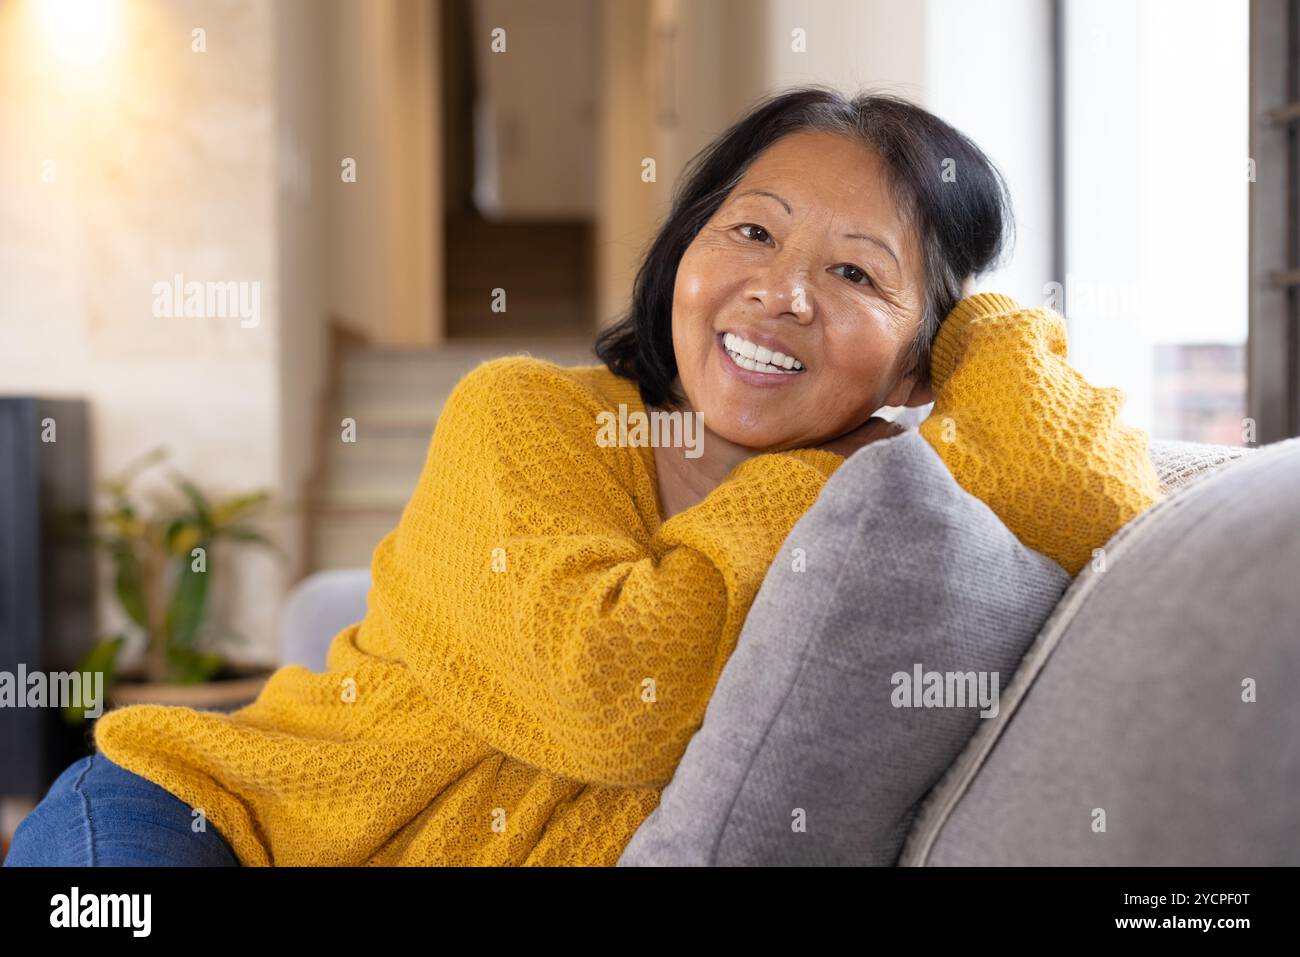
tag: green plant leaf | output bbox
[110,541,147,629]
[223,526,271,545]
[221,525,283,555]
[166,547,211,648]
[211,491,270,530]
[62,635,125,725]
[166,644,224,684]
[164,518,186,550]
[164,518,205,557]
[170,474,213,531]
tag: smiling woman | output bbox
[595,88,1017,519]
[9,85,1163,869]
[596,88,1011,428]
[673,133,933,450]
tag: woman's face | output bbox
[670,129,931,451]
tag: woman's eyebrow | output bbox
[843,232,900,270]
[732,187,793,214]
[729,188,900,270]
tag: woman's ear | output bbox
[883,367,935,408]
[902,379,935,407]
[894,377,935,408]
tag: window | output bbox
[1061,0,1250,444]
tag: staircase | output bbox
[308,339,597,571]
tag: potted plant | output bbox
[64,446,283,723]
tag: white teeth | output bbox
[722,332,804,373]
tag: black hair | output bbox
[593,83,1014,409]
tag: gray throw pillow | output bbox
[617,429,1072,866]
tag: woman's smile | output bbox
[716,330,807,386]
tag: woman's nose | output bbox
[745,260,816,324]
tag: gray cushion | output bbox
[617,429,1072,866]
[901,435,1300,866]
[278,569,371,672]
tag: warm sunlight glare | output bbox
[35,0,118,67]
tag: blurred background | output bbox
[1,0,1295,841]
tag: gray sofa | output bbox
[902,433,1300,865]
[280,434,1299,865]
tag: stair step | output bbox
[337,343,596,417]
[340,340,594,386]
[331,402,447,431]
[322,422,432,456]
[310,339,601,571]
[321,477,421,511]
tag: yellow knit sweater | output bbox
[93,293,1162,866]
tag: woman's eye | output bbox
[833,263,873,287]
[732,225,872,287]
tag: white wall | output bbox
[0,0,286,664]
[0,0,454,664]
[765,0,929,98]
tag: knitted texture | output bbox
[920,293,1163,575]
[93,292,1162,865]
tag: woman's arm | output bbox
[917,292,1163,575]
[365,356,844,790]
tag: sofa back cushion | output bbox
[901,435,1300,865]
[1148,437,1253,492]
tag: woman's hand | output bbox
[813,415,906,458]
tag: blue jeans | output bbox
[3,753,240,867]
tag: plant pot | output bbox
[106,662,274,713]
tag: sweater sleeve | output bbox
[917,292,1163,576]
[363,356,844,790]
